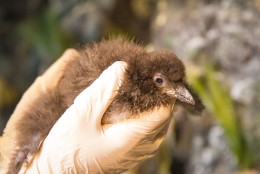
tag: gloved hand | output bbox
[0,49,78,172]
[4,49,174,174]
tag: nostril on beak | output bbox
[166,83,195,105]
[174,84,195,105]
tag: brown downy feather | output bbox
[0,37,204,173]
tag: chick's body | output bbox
[1,38,203,174]
[61,39,185,124]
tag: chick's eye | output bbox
[155,77,163,84]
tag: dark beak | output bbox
[167,83,195,105]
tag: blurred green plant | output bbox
[192,61,258,170]
[18,7,72,62]
[0,77,17,109]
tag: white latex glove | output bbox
[19,61,173,174]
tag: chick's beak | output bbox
[166,83,195,105]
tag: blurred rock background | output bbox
[1,0,260,173]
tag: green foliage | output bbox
[18,7,72,61]
[0,77,17,108]
[192,61,257,169]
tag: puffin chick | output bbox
[1,38,204,174]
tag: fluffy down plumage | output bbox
[0,38,204,174]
